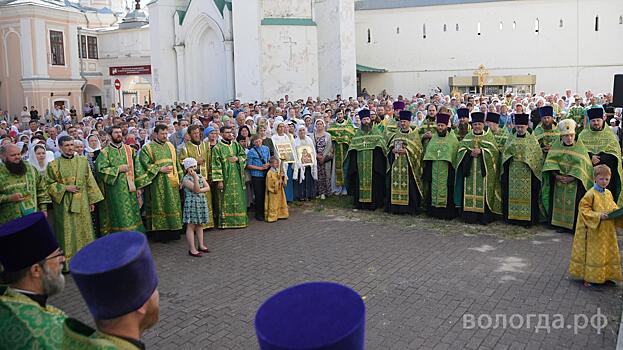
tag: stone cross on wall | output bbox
[283,36,297,69]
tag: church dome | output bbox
[119,0,148,29]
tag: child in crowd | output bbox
[569,164,622,287]
[182,157,211,257]
[265,156,289,223]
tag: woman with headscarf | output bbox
[85,134,102,163]
[293,125,317,201]
[313,119,333,199]
[271,119,295,202]
[28,141,54,176]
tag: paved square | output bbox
[52,207,623,349]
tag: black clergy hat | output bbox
[538,106,554,118]
[471,112,485,123]
[358,109,371,119]
[436,113,451,125]
[486,112,501,124]
[586,107,604,120]
[457,108,470,119]
[399,110,412,121]
[605,107,615,115]
[514,113,529,126]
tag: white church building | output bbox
[1,0,622,119]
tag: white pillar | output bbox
[224,40,235,102]
[32,18,49,78]
[232,0,261,101]
[19,18,34,78]
[68,25,81,79]
[174,44,186,102]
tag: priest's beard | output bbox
[5,160,27,176]
[437,130,448,137]
[361,123,372,132]
[590,125,603,131]
[41,264,65,297]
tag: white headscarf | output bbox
[183,157,197,170]
[85,134,101,153]
[28,140,54,173]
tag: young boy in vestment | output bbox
[569,165,622,287]
[265,156,289,223]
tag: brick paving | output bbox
[51,207,623,349]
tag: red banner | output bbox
[109,65,151,76]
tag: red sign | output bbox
[109,65,151,76]
[114,79,121,90]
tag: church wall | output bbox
[147,0,178,104]
[355,0,623,96]
[260,25,319,100]
[232,0,262,102]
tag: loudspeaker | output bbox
[614,74,623,107]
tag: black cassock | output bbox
[346,148,386,210]
[422,160,456,219]
[589,151,620,199]
[385,152,421,215]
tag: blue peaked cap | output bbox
[255,282,366,350]
[70,232,158,320]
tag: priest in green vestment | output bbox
[0,143,50,224]
[180,125,214,229]
[211,126,248,229]
[452,108,472,141]
[542,119,594,232]
[418,104,438,149]
[501,114,543,226]
[138,124,184,242]
[385,110,425,214]
[578,107,623,205]
[47,136,103,265]
[486,112,509,151]
[533,106,559,155]
[0,213,67,350]
[567,96,586,131]
[383,101,405,143]
[65,232,159,350]
[96,125,149,235]
[423,113,459,219]
[453,112,502,224]
[327,111,356,195]
[345,109,388,210]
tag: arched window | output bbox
[477,21,481,35]
[512,20,516,29]
[443,24,447,32]
[423,23,427,39]
[456,23,460,31]
[595,15,599,31]
[534,18,539,35]
[559,19,564,28]
[396,27,400,34]
[499,21,503,30]
[367,28,371,43]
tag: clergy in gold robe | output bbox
[0,143,50,224]
[385,110,424,214]
[453,112,502,224]
[179,125,214,229]
[96,125,148,235]
[211,126,248,229]
[501,114,543,226]
[569,165,622,285]
[578,107,623,205]
[138,124,184,242]
[541,119,594,232]
[265,157,289,222]
[47,136,103,265]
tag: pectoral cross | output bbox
[437,149,441,157]
[362,140,368,148]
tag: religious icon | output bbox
[276,143,295,163]
[298,146,314,166]
[394,140,404,152]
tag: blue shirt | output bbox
[246,145,271,177]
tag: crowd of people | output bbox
[1,89,623,348]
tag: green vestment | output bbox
[211,140,248,229]
[501,132,543,221]
[533,123,560,152]
[180,141,215,229]
[387,128,425,206]
[96,144,149,235]
[418,118,437,149]
[567,106,586,131]
[578,127,623,205]
[327,120,356,187]
[0,163,50,224]
[541,140,594,229]
[491,127,509,151]
[454,129,502,215]
[0,286,67,350]
[62,318,140,350]
[47,156,103,263]
[138,141,183,232]
[346,128,388,204]
[423,130,459,208]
